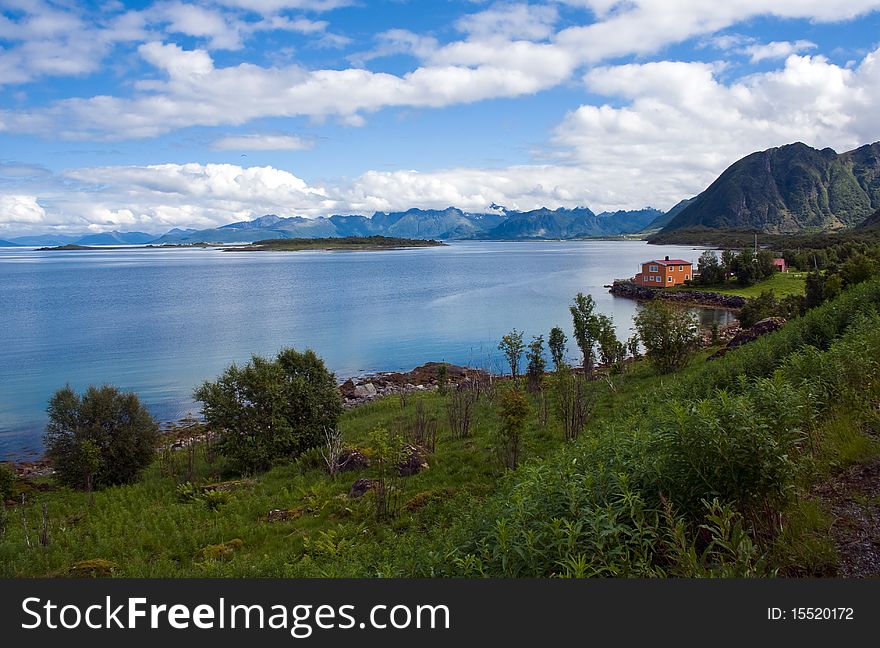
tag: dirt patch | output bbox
[812,458,880,577]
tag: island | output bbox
[224,236,447,252]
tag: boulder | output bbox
[398,444,429,477]
[336,448,370,472]
[727,317,786,349]
[348,478,375,498]
[354,383,378,398]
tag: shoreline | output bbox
[608,280,747,310]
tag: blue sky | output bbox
[1,0,880,235]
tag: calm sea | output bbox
[0,240,730,458]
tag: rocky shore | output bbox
[339,361,489,407]
[609,280,747,309]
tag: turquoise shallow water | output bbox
[0,240,729,458]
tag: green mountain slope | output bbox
[661,142,880,234]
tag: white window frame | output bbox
[668,276,673,282]
[649,264,658,272]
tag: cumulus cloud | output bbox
[0,194,47,230]
[743,40,817,63]
[0,40,577,139]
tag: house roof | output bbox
[642,259,692,266]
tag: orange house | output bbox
[634,256,693,288]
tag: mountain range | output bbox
[659,142,880,234]
[5,140,880,246]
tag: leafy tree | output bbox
[721,249,737,279]
[548,326,567,370]
[493,388,530,469]
[697,250,725,285]
[739,290,780,328]
[195,348,342,473]
[840,253,878,287]
[45,385,158,489]
[804,268,826,310]
[525,335,546,392]
[498,329,525,379]
[569,293,603,376]
[596,314,624,367]
[633,301,700,374]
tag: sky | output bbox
[1,0,879,236]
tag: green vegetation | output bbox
[682,272,807,299]
[194,348,342,474]
[229,236,446,252]
[497,329,525,379]
[634,301,700,374]
[3,275,880,578]
[45,385,158,490]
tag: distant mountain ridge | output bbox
[660,142,880,234]
[151,206,663,244]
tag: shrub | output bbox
[447,384,478,439]
[548,326,567,370]
[552,367,595,442]
[633,301,700,374]
[525,335,546,392]
[493,388,530,469]
[498,329,525,379]
[44,385,158,489]
[0,464,15,501]
[195,348,342,473]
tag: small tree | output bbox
[721,249,736,280]
[553,366,595,442]
[569,293,602,377]
[525,335,546,392]
[626,334,641,360]
[367,426,407,521]
[596,314,624,367]
[447,384,478,439]
[195,348,342,473]
[548,326,567,370]
[633,301,700,374]
[498,329,526,379]
[697,250,724,285]
[493,389,530,469]
[45,385,158,489]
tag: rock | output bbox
[336,448,370,472]
[709,317,786,360]
[267,508,303,523]
[398,444,429,477]
[339,378,358,399]
[609,281,746,309]
[354,383,378,398]
[348,478,375,498]
[726,317,786,349]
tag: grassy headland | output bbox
[672,271,808,299]
[226,236,446,252]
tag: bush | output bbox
[44,385,158,489]
[195,347,342,473]
[0,463,15,501]
[633,301,700,374]
[493,388,531,469]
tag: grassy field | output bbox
[0,359,698,578]
[2,280,879,578]
[676,272,807,299]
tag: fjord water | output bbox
[0,241,729,458]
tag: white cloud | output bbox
[0,40,577,139]
[0,194,47,230]
[211,133,314,150]
[743,40,817,63]
[456,2,559,41]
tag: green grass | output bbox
[3,280,880,578]
[675,272,807,299]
